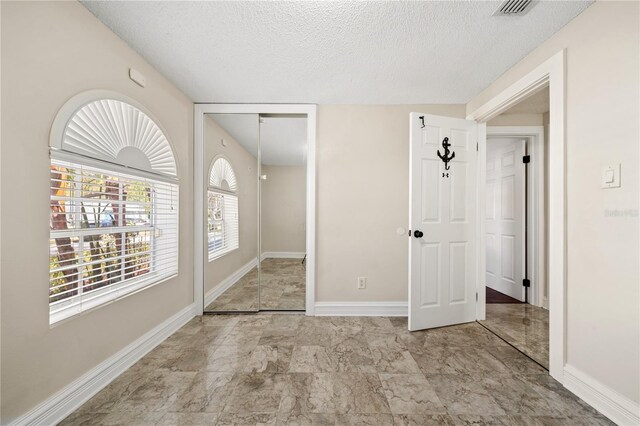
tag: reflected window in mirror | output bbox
[208,157,239,261]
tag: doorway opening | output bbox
[480,85,549,368]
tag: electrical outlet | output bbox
[357,277,367,289]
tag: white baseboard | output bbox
[314,301,408,316]
[563,364,640,426]
[9,303,197,426]
[261,251,305,260]
[204,258,258,307]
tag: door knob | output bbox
[413,230,424,238]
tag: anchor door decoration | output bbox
[437,137,455,178]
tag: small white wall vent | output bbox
[493,0,536,16]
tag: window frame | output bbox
[207,157,239,261]
[207,189,239,261]
[49,157,180,324]
[48,92,180,325]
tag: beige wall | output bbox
[1,2,194,422]
[467,1,639,404]
[204,116,259,295]
[487,113,544,126]
[261,165,306,254]
[316,104,466,302]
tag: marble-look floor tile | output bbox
[245,344,294,374]
[206,344,254,372]
[111,371,197,413]
[369,346,422,373]
[99,410,165,425]
[60,314,608,426]
[57,411,109,426]
[480,376,559,416]
[480,302,549,369]
[280,373,337,415]
[223,373,289,413]
[327,342,375,372]
[206,258,305,312]
[410,346,511,377]
[155,412,218,425]
[216,412,277,425]
[427,374,506,416]
[334,413,395,425]
[280,373,391,415]
[276,412,337,425]
[289,345,335,372]
[321,373,391,415]
[518,373,604,417]
[169,371,238,412]
[484,346,547,376]
[379,373,445,415]
[71,364,154,413]
[392,414,456,425]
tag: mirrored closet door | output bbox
[203,113,307,313]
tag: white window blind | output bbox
[208,190,239,261]
[49,158,179,323]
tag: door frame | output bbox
[194,104,317,315]
[467,49,565,382]
[486,126,546,308]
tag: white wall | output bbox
[0,1,194,422]
[204,116,258,295]
[467,1,639,405]
[316,104,466,302]
[261,165,306,254]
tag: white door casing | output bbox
[467,51,564,381]
[485,138,526,301]
[409,113,479,331]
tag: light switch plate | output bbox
[601,164,621,189]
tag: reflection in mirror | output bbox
[203,114,259,312]
[259,115,307,310]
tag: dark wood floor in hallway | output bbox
[485,287,524,304]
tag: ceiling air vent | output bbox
[493,0,536,16]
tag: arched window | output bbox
[48,92,179,324]
[208,157,239,260]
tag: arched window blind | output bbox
[208,157,239,261]
[49,95,179,324]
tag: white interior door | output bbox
[485,138,526,301]
[409,113,480,331]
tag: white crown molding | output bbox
[8,304,197,426]
[563,364,640,426]
[314,301,408,317]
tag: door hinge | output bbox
[523,278,531,288]
[476,142,479,151]
[476,292,478,301]
[523,155,531,164]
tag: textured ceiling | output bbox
[82,1,592,104]
[208,114,307,166]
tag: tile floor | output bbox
[60,314,611,425]
[205,259,305,312]
[481,303,550,369]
